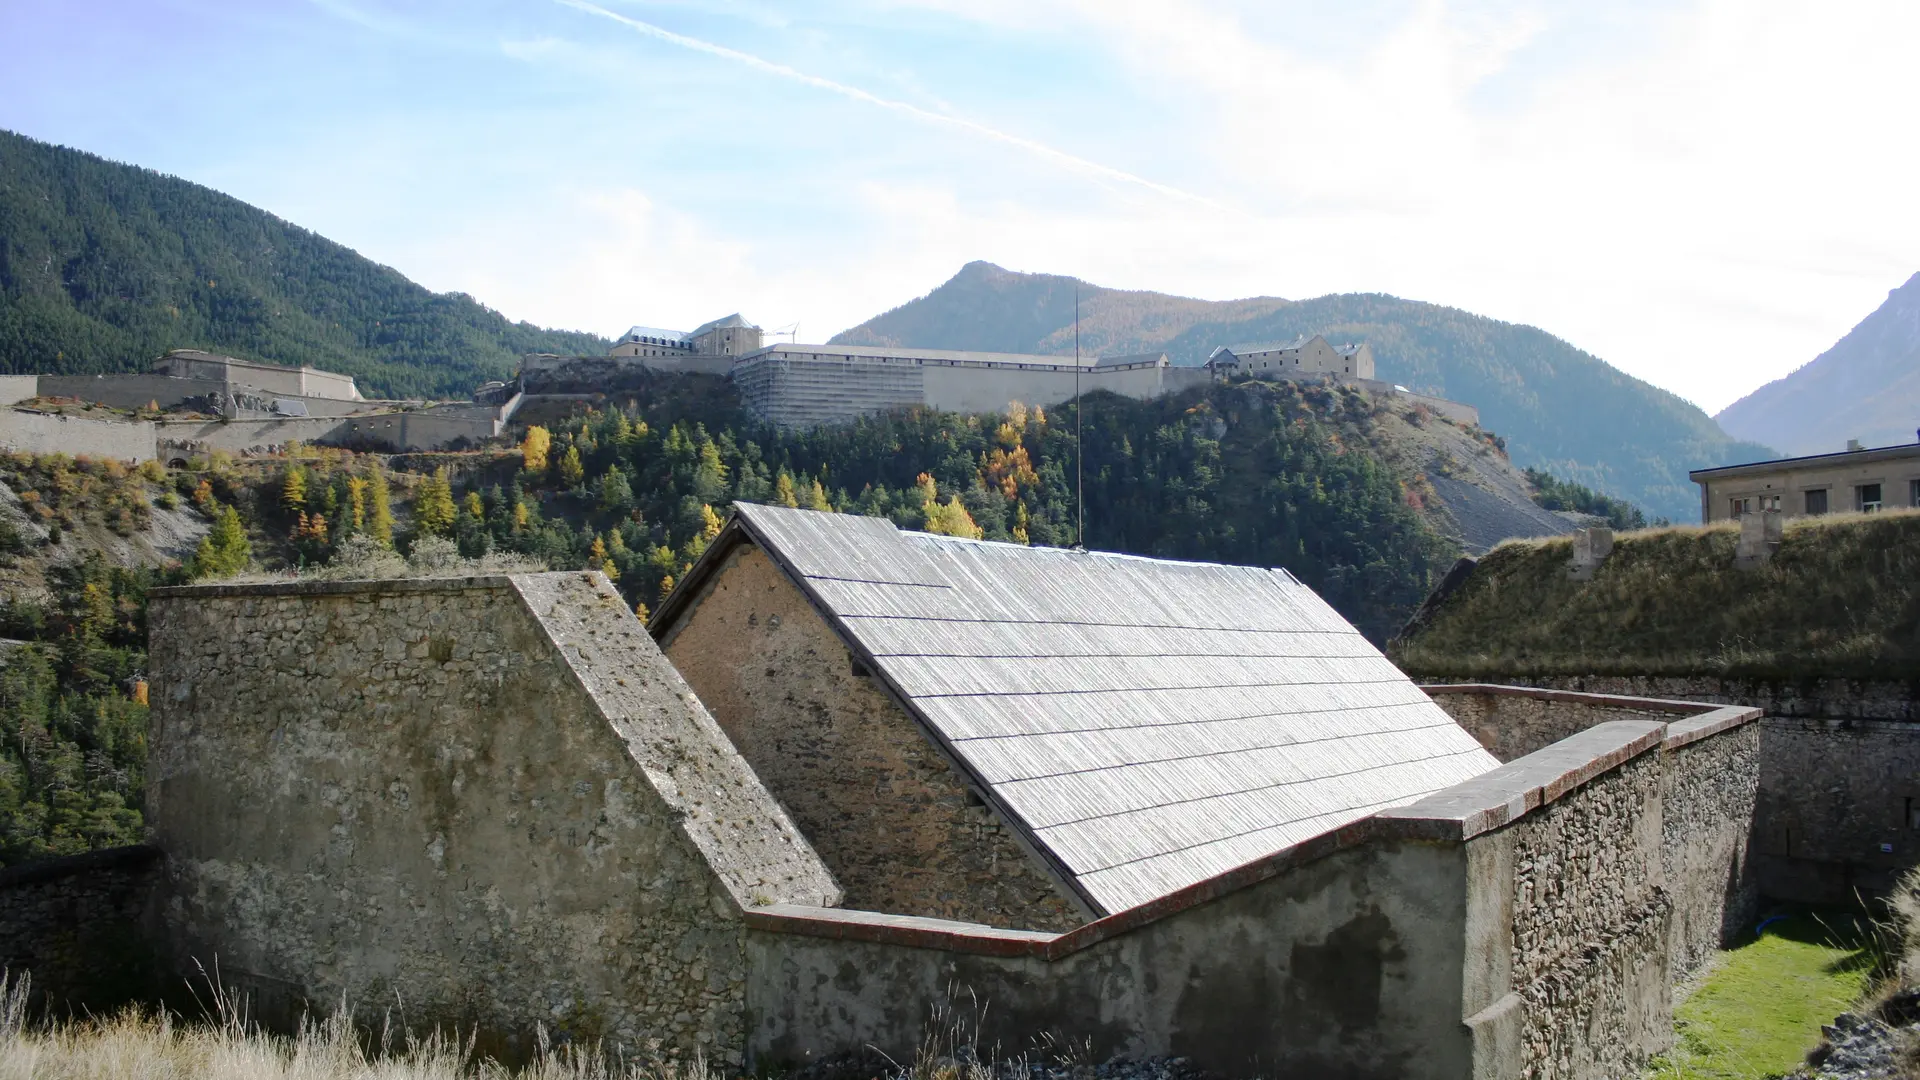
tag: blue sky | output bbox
[4,0,1917,412]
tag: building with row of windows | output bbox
[1689,435,1920,522]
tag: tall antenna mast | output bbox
[1075,285,1085,549]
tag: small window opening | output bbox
[849,654,871,677]
[1859,483,1884,512]
[1806,489,1829,515]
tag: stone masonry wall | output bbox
[1428,687,1674,762]
[0,845,165,1013]
[1435,674,1920,905]
[1502,750,1672,1080]
[662,543,1085,931]
[147,573,836,1065]
[1664,722,1761,978]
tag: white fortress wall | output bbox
[0,410,158,461]
[0,376,39,406]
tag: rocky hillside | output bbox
[1716,272,1920,457]
[834,261,1775,522]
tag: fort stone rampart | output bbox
[0,573,1764,1078]
[1429,675,1914,906]
[144,573,837,1064]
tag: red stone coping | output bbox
[1420,682,1763,751]
[745,718,1684,960]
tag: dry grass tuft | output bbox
[0,971,713,1080]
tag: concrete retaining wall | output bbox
[0,410,157,461]
[146,573,837,1064]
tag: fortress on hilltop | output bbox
[518,312,1480,429]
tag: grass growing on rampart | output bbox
[1392,510,1920,680]
[1647,913,1879,1079]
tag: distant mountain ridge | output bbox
[834,261,1775,522]
[1716,272,1920,457]
[0,129,608,399]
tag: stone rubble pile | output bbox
[1792,989,1920,1080]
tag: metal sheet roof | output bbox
[724,504,1499,915]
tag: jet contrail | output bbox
[553,0,1227,210]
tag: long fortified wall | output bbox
[113,575,1758,1079]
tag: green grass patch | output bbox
[1648,913,1879,1079]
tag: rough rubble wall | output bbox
[146,574,833,1065]
[1756,717,1920,904]
[1428,690,1674,762]
[663,544,1083,930]
[0,846,165,1012]
[1495,750,1672,1080]
[1664,724,1761,978]
[1435,674,1920,905]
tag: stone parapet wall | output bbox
[146,573,835,1064]
[1664,719,1761,975]
[743,691,1761,1080]
[0,845,165,1013]
[1431,674,1918,905]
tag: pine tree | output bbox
[193,504,252,578]
[599,465,633,513]
[367,466,394,545]
[558,446,585,489]
[414,466,457,536]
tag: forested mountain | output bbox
[0,129,608,399]
[1716,272,1920,457]
[835,261,1774,522]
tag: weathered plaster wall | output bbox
[0,845,165,1012]
[0,376,42,405]
[745,840,1474,1079]
[1434,674,1919,905]
[146,573,836,1064]
[662,543,1083,931]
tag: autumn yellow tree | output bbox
[280,467,307,514]
[464,490,486,521]
[774,471,799,508]
[805,478,832,512]
[699,504,724,540]
[521,426,552,474]
[413,467,457,536]
[345,475,368,533]
[367,466,394,545]
[916,473,983,539]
